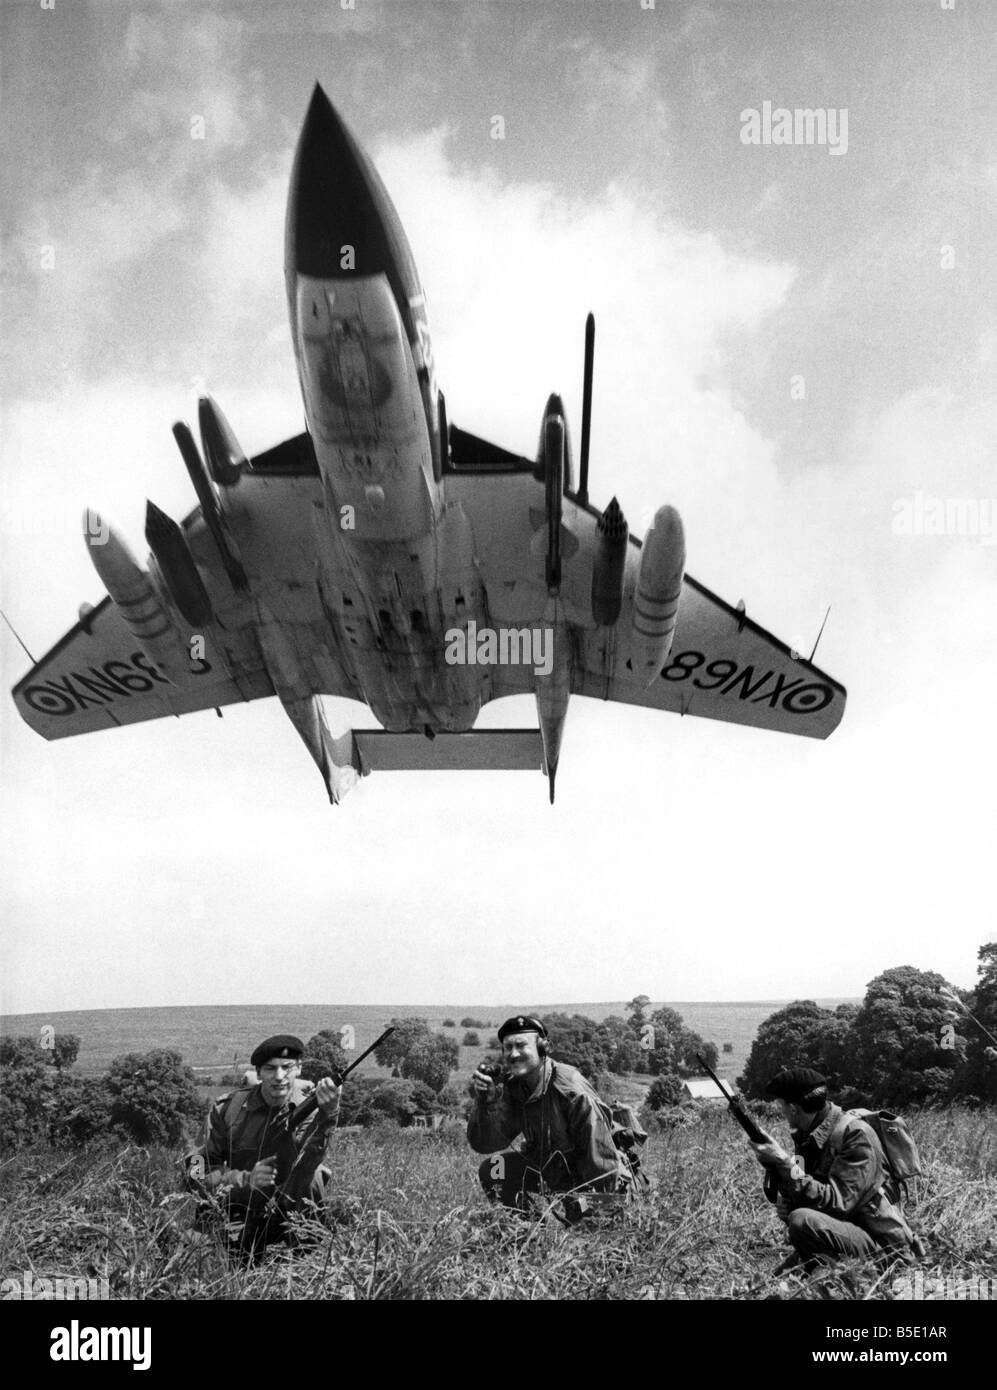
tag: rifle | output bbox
[695,1053,770,1144]
[268,1023,397,1173]
[279,1025,396,1143]
[239,1026,395,1256]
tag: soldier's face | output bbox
[260,1059,299,1106]
[502,1032,542,1076]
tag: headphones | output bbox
[497,1016,550,1057]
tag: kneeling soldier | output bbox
[467,1015,631,1217]
[751,1067,916,1273]
[185,1034,340,1256]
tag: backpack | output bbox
[824,1108,926,1259]
[609,1101,650,1193]
[828,1108,923,1204]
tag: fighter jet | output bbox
[11,84,845,804]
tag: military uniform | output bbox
[468,1058,631,1209]
[769,1102,914,1265]
[186,1035,340,1254]
[190,1077,338,1204]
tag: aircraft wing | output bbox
[11,589,275,740]
[444,441,845,739]
[572,559,845,739]
[12,428,362,743]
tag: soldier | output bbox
[185,1034,341,1256]
[751,1066,916,1273]
[467,1015,632,1218]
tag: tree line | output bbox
[2,945,992,1155]
[738,949,997,1108]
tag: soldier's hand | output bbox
[249,1160,277,1192]
[471,1065,498,1102]
[315,1076,342,1117]
[751,1138,791,1168]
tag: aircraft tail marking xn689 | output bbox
[11,84,846,805]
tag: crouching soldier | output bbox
[751,1067,917,1274]
[185,1034,341,1257]
[467,1016,632,1219]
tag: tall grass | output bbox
[1,1107,993,1300]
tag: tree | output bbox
[645,1074,687,1109]
[400,1035,459,1093]
[738,1000,848,1099]
[46,1034,80,1070]
[375,1018,433,1069]
[0,1036,46,1070]
[104,1049,203,1146]
[954,943,997,1103]
[626,996,652,1028]
[371,1019,457,1093]
[643,1008,716,1077]
[442,1019,456,1028]
[847,967,965,1107]
[370,1078,438,1125]
[337,1077,383,1127]
[544,1013,613,1080]
[601,1015,644,1073]
[462,1031,480,1047]
[0,1045,51,1151]
[0,1036,95,1151]
[300,1030,351,1084]
[1,1033,80,1071]
[50,1075,112,1148]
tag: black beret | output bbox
[497,1015,548,1042]
[251,1035,304,1069]
[765,1067,829,1102]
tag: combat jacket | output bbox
[189,1078,339,1205]
[467,1060,628,1191]
[776,1102,885,1219]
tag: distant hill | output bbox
[0,999,858,1081]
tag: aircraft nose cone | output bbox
[286,83,420,298]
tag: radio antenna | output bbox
[1,609,36,664]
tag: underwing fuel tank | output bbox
[631,504,685,685]
[82,511,194,686]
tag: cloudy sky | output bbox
[2,0,995,1017]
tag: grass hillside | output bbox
[1,1106,992,1301]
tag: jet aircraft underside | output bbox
[11,84,846,804]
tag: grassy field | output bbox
[0,999,857,1086]
[1,1105,992,1301]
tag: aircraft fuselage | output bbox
[284,85,488,734]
